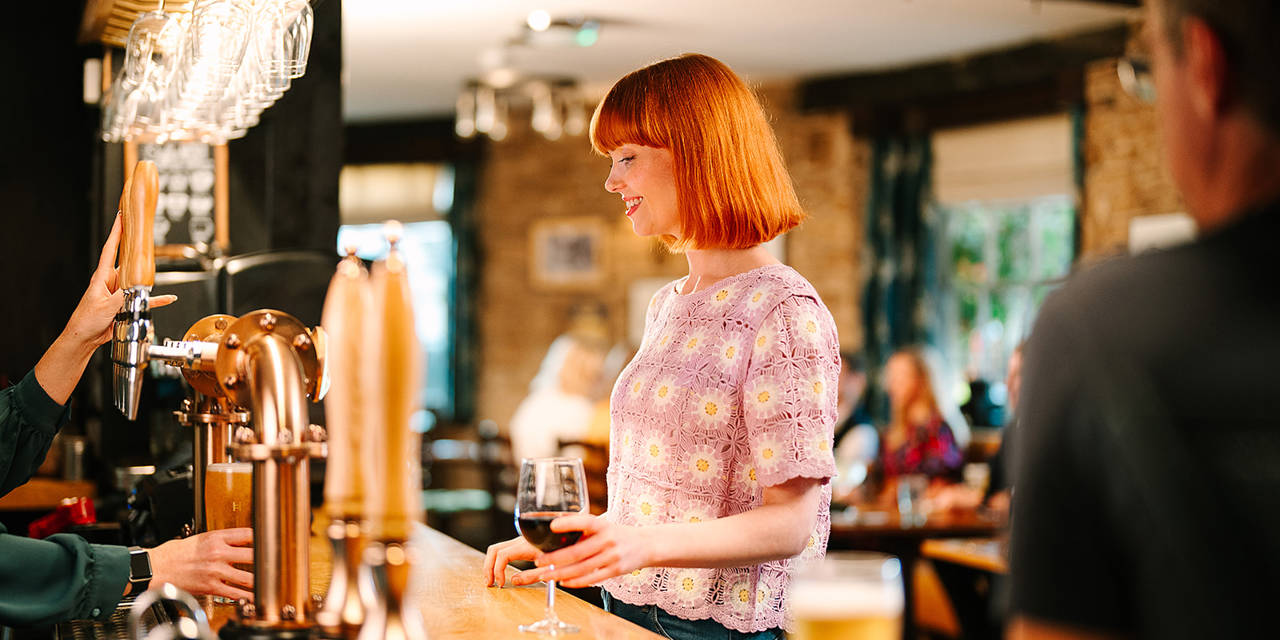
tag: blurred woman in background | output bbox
[880,347,964,481]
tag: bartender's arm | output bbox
[0,216,249,627]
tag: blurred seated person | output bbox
[873,347,964,506]
[510,328,610,461]
[832,351,877,504]
[932,341,1024,516]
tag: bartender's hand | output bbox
[64,213,176,349]
[35,214,175,405]
[483,536,539,588]
[145,528,254,602]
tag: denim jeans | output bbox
[601,590,784,640]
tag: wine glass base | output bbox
[518,618,580,635]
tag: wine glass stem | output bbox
[545,565,559,623]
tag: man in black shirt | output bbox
[1008,1,1280,638]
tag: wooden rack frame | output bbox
[79,0,196,48]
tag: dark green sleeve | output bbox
[1,370,72,497]
[0,521,130,626]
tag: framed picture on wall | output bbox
[529,217,609,290]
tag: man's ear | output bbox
[1182,16,1230,121]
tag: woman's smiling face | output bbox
[604,144,681,239]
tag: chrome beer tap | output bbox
[112,161,159,421]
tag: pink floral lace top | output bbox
[601,264,840,633]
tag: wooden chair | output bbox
[422,419,517,550]
[556,439,609,515]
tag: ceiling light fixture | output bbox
[455,77,587,142]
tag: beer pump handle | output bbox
[120,161,157,290]
[321,251,371,517]
[369,222,422,541]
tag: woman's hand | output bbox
[518,514,654,589]
[35,214,176,405]
[483,536,539,588]
[146,528,254,602]
[62,213,176,350]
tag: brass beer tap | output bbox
[108,161,331,639]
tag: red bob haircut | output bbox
[589,53,806,251]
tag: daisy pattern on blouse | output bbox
[707,284,738,311]
[680,329,711,357]
[744,378,782,420]
[651,377,678,409]
[685,444,723,485]
[670,570,708,606]
[692,390,733,430]
[603,264,839,634]
[716,336,746,373]
[744,287,770,311]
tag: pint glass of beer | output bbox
[205,461,253,530]
[788,552,903,640]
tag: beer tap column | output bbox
[317,250,372,638]
[173,314,249,534]
[359,224,426,640]
[216,310,328,638]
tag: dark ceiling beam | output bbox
[1043,0,1139,6]
[799,24,1130,131]
[344,117,486,165]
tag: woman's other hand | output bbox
[519,514,653,589]
[146,528,254,602]
[483,536,539,587]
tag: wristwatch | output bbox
[127,546,152,596]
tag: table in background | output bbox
[921,537,1007,575]
[0,478,95,511]
[829,507,1007,640]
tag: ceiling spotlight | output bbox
[527,10,552,32]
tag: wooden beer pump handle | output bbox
[321,250,371,518]
[369,222,422,541]
[119,161,157,289]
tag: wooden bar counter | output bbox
[202,518,662,640]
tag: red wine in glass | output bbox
[517,511,583,552]
[515,457,589,634]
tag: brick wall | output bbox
[473,84,862,428]
[1080,58,1184,260]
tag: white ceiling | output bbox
[341,0,1138,123]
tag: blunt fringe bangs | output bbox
[590,53,806,251]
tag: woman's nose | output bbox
[604,168,623,193]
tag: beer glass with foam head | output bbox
[205,461,253,530]
[205,461,253,604]
[788,552,904,640]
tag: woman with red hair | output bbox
[880,347,964,481]
[484,53,840,640]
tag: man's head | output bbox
[1144,0,1280,224]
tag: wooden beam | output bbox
[345,118,487,165]
[800,24,1130,128]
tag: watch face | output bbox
[130,547,153,580]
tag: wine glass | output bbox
[514,457,588,635]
